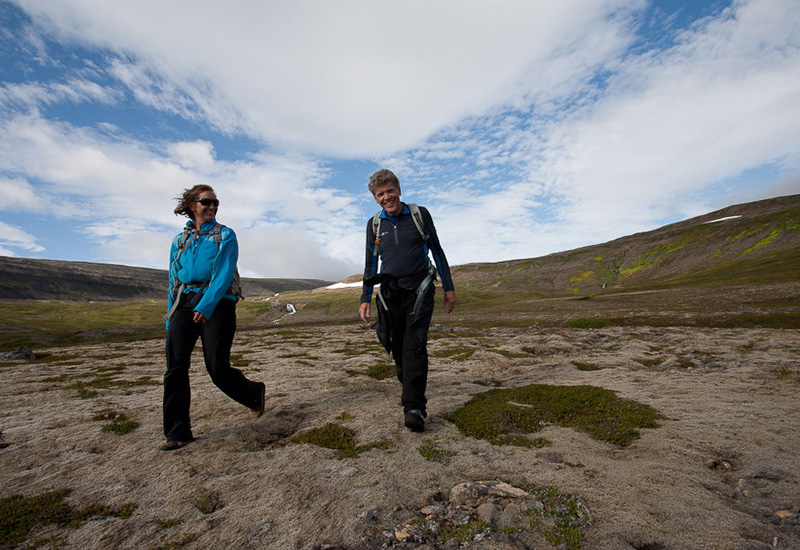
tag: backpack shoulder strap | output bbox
[210,223,243,301]
[177,226,193,249]
[211,223,224,245]
[371,211,383,258]
[407,203,428,243]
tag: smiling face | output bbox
[372,182,403,217]
[190,190,218,227]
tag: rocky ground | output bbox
[1,319,799,549]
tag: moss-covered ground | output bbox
[450,384,664,447]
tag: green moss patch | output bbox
[0,489,136,548]
[193,489,223,515]
[290,422,391,458]
[571,361,603,371]
[345,363,395,380]
[417,438,456,463]
[450,384,664,447]
[92,410,139,435]
[522,480,590,550]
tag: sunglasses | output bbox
[195,198,219,207]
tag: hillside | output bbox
[0,257,331,301]
[453,193,800,296]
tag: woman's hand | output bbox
[193,311,207,323]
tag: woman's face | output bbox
[190,190,218,226]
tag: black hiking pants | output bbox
[163,292,261,441]
[381,277,435,416]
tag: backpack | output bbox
[370,203,436,318]
[165,223,243,320]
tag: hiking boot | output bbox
[159,438,194,451]
[250,382,266,419]
[404,409,426,432]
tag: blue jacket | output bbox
[167,219,238,324]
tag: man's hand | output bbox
[192,311,207,323]
[444,290,456,313]
[359,302,371,323]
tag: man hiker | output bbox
[359,169,456,432]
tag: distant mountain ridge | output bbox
[0,256,331,301]
[1,194,798,301]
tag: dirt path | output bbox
[1,324,798,549]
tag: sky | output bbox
[1,0,799,282]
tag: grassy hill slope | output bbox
[453,194,800,296]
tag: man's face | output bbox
[373,183,403,217]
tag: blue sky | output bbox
[1,0,798,281]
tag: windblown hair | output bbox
[368,169,401,196]
[174,184,215,218]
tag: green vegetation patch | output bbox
[193,489,223,515]
[571,361,603,371]
[155,518,184,529]
[450,384,664,447]
[345,363,395,380]
[0,489,136,548]
[417,438,456,463]
[522,481,589,550]
[92,409,139,435]
[65,373,159,398]
[441,520,487,543]
[0,300,164,351]
[290,422,391,458]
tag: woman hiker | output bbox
[161,184,265,451]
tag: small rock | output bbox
[776,510,796,520]
[707,459,733,471]
[420,504,445,517]
[394,527,412,542]
[540,452,564,464]
[575,496,593,524]
[450,482,481,506]
[0,347,34,361]
[395,524,425,543]
[485,481,529,499]
[475,502,499,524]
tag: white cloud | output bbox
[12,0,638,156]
[239,224,359,280]
[0,221,44,253]
[0,111,364,277]
[167,140,216,170]
[0,176,48,211]
[0,79,119,111]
